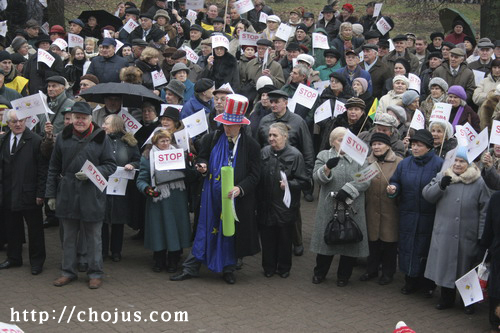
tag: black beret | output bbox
[442,41,456,49]
[377,39,389,48]
[160,106,180,122]
[286,42,300,51]
[364,30,381,40]
[194,78,214,93]
[428,51,443,59]
[139,13,154,20]
[125,8,140,15]
[329,71,347,87]
[190,24,203,32]
[324,48,342,59]
[0,51,11,62]
[430,32,444,41]
[370,132,391,146]
[213,17,224,24]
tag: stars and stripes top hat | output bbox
[214,94,251,125]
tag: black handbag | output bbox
[155,170,185,185]
[324,201,363,245]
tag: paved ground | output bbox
[0,198,493,333]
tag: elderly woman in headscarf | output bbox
[310,126,370,287]
[400,90,420,124]
[136,129,192,273]
[352,77,374,114]
[420,77,449,123]
[447,85,480,132]
[377,75,409,113]
[383,58,411,96]
[387,105,408,140]
[423,146,490,314]
[429,120,456,158]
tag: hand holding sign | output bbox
[82,160,108,192]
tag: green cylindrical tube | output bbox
[221,166,235,237]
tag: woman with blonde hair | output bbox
[135,47,164,93]
[64,46,87,95]
[84,37,99,60]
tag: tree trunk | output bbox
[480,0,499,40]
[48,0,65,27]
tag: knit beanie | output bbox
[428,77,448,92]
[402,90,419,106]
[353,77,368,94]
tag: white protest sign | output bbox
[0,0,6,10]
[152,70,168,88]
[459,122,478,145]
[472,69,486,87]
[106,177,128,196]
[287,98,296,113]
[340,129,369,165]
[83,61,91,75]
[186,10,197,25]
[359,50,364,62]
[37,49,55,67]
[373,3,383,17]
[262,48,269,70]
[212,35,230,50]
[0,21,7,37]
[161,104,183,115]
[312,33,329,50]
[182,109,209,138]
[38,91,54,120]
[259,12,268,24]
[376,17,391,35]
[313,80,329,95]
[185,0,204,10]
[292,57,298,68]
[11,93,52,120]
[115,39,124,51]
[280,170,291,208]
[68,33,84,48]
[154,148,186,171]
[292,83,318,109]
[234,0,254,15]
[122,19,140,34]
[239,31,260,46]
[218,83,235,94]
[52,38,68,51]
[25,115,40,130]
[455,267,483,307]
[181,45,199,63]
[103,29,112,38]
[388,39,395,51]
[490,120,500,145]
[455,125,468,147]
[118,110,143,134]
[409,109,425,130]
[429,102,452,123]
[39,0,47,7]
[110,166,136,180]
[0,322,24,333]
[82,160,108,192]
[354,163,380,183]
[275,23,293,41]
[466,127,489,162]
[40,22,49,35]
[174,128,190,152]
[314,99,332,123]
[333,100,346,117]
[408,73,421,93]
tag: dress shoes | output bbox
[31,266,43,275]
[378,275,393,285]
[400,284,418,295]
[264,271,274,278]
[0,260,22,269]
[53,276,77,287]
[222,272,236,284]
[312,275,325,284]
[78,263,88,272]
[170,272,194,281]
[111,253,122,262]
[279,271,290,279]
[293,244,304,257]
[435,301,454,310]
[88,278,103,289]
[359,272,378,281]
[337,279,349,287]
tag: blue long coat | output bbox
[389,150,443,277]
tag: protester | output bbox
[447,85,480,132]
[420,77,449,122]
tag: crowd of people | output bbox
[0,0,499,331]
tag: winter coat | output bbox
[434,137,457,159]
[382,49,420,74]
[389,150,443,277]
[280,82,317,126]
[420,93,448,123]
[468,58,493,74]
[45,124,117,223]
[473,73,499,108]
[360,58,393,99]
[248,101,271,138]
[480,191,500,298]
[316,18,341,40]
[38,92,75,136]
[196,129,261,258]
[257,109,315,176]
[247,5,274,32]
[0,84,22,102]
[23,50,64,94]
[479,91,500,131]
[423,164,490,288]
[181,39,202,55]
[201,52,240,93]
[316,63,342,81]
[357,90,375,115]
[319,112,372,152]
[365,150,402,242]
[0,128,47,211]
[257,144,309,226]
[335,66,373,94]
[310,149,370,257]
[182,79,195,102]
[180,95,214,119]
[377,90,403,113]
[449,104,480,133]
[289,35,312,53]
[331,36,364,66]
[87,54,129,83]
[64,59,85,96]
[104,132,141,225]
[241,55,285,90]
[432,63,476,100]
[127,25,164,44]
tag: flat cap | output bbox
[46,75,66,86]
[194,78,214,93]
[71,101,92,115]
[267,90,288,100]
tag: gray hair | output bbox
[339,22,352,33]
[269,122,289,139]
[293,63,310,79]
[329,126,347,147]
[3,109,17,123]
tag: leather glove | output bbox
[335,189,351,203]
[440,175,452,190]
[144,186,160,197]
[47,198,56,211]
[326,157,340,169]
[75,171,88,181]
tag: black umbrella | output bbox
[78,10,124,30]
[79,83,164,109]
